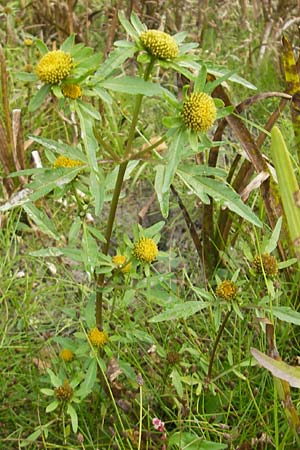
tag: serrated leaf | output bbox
[149,301,209,323]
[35,39,48,55]
[77,358,97,398]
[251,347,300,388]
[60,34,75,52]
[100,76,164,96]
[23,203,59,240]
[40,388,55,396]
[68,217,81,245]
[77,99,101,120]
[118,11,139,40]
[194,65,207,92]
[178,169,262,227]
[264,216,282,253]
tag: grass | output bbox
[2,1,300,449]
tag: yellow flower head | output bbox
[62,83,82,99]
[37,50,73,84]
[140,30,179,59]
[181,92,217,133]
[24,38,33,47]
[60,348,74,362]
[55,380,73,402]
[53,155,84,169]
[112,254,131,273]
[133,237,158,263]
[252,253,278,277]
[88,328,108,347]
[216,280,238,301]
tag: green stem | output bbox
[207,307,232,380]
[95,58,155,330]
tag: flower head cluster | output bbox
[133,237,158,263]
[24,38,33,47]
[53,155,84,169]
[182,92,217,133]
[60,348,74,362]
[37,50,73,84]
[252,253,278,277]
[88,327,108,348]
[216,280,238,301]
[140,30,178,59]
[55,380,73,402]
[112,254,131,273]
[62,83,82,99]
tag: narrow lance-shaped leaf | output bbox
[251,347,300,388]
[270,126,300,261]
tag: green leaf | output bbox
[149,301,209,323]
[84,293,96,328]
[23,203,59,240]
[15,72,38,82]
[194,65,207,92]
[35,39,49,55]
[170,368,183,398]
[68,217,81,245]
[47,369,62,388]
[251,347,300,388]
[155,129,186,218]
[264,216,282,253]
[177,169,262,227]
[272,306,300,325]
[40,388,54,396]
[118,11,139,40]
[77,99,101,120]
[60,34,75,52]
[77,358,97,398]
[95,46,136,79]
[46,400,59,413]
[20,429,42,447]
[82,224,98,276]
[130,11,147,34]
[100,76,164,96]
[28,167,81,201]
[204,70,236,94]
[28,84,51,112]
[67,403,78,433]
[169,432,227,450]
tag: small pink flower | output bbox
[152,417,165,433]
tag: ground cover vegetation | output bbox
[2,1,300,449]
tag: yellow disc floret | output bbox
[62,83,82,99]
[140,30,178,59]
[60,348,74,362]
[133,237,158,263]
[88,328,108,347]
[37,50,73,84]
[252,253,278,277]
[53,155,84,169]
[216,280,238,301]
[182,92,217,133]
[112,255,131,273]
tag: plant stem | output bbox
[207,307,232,380]
[95,58,155,329]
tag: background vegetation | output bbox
[2,1,300,449]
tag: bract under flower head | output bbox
[37,50,73,84]
[133,237,158,263]
[62,83,82,99]
[112,254,131,273]
[252,253,278,277]
[140,30,179,59]
[88,327,108,347]
[53,155,84,169]
[181,92,217,133]
[216,280,238,301]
